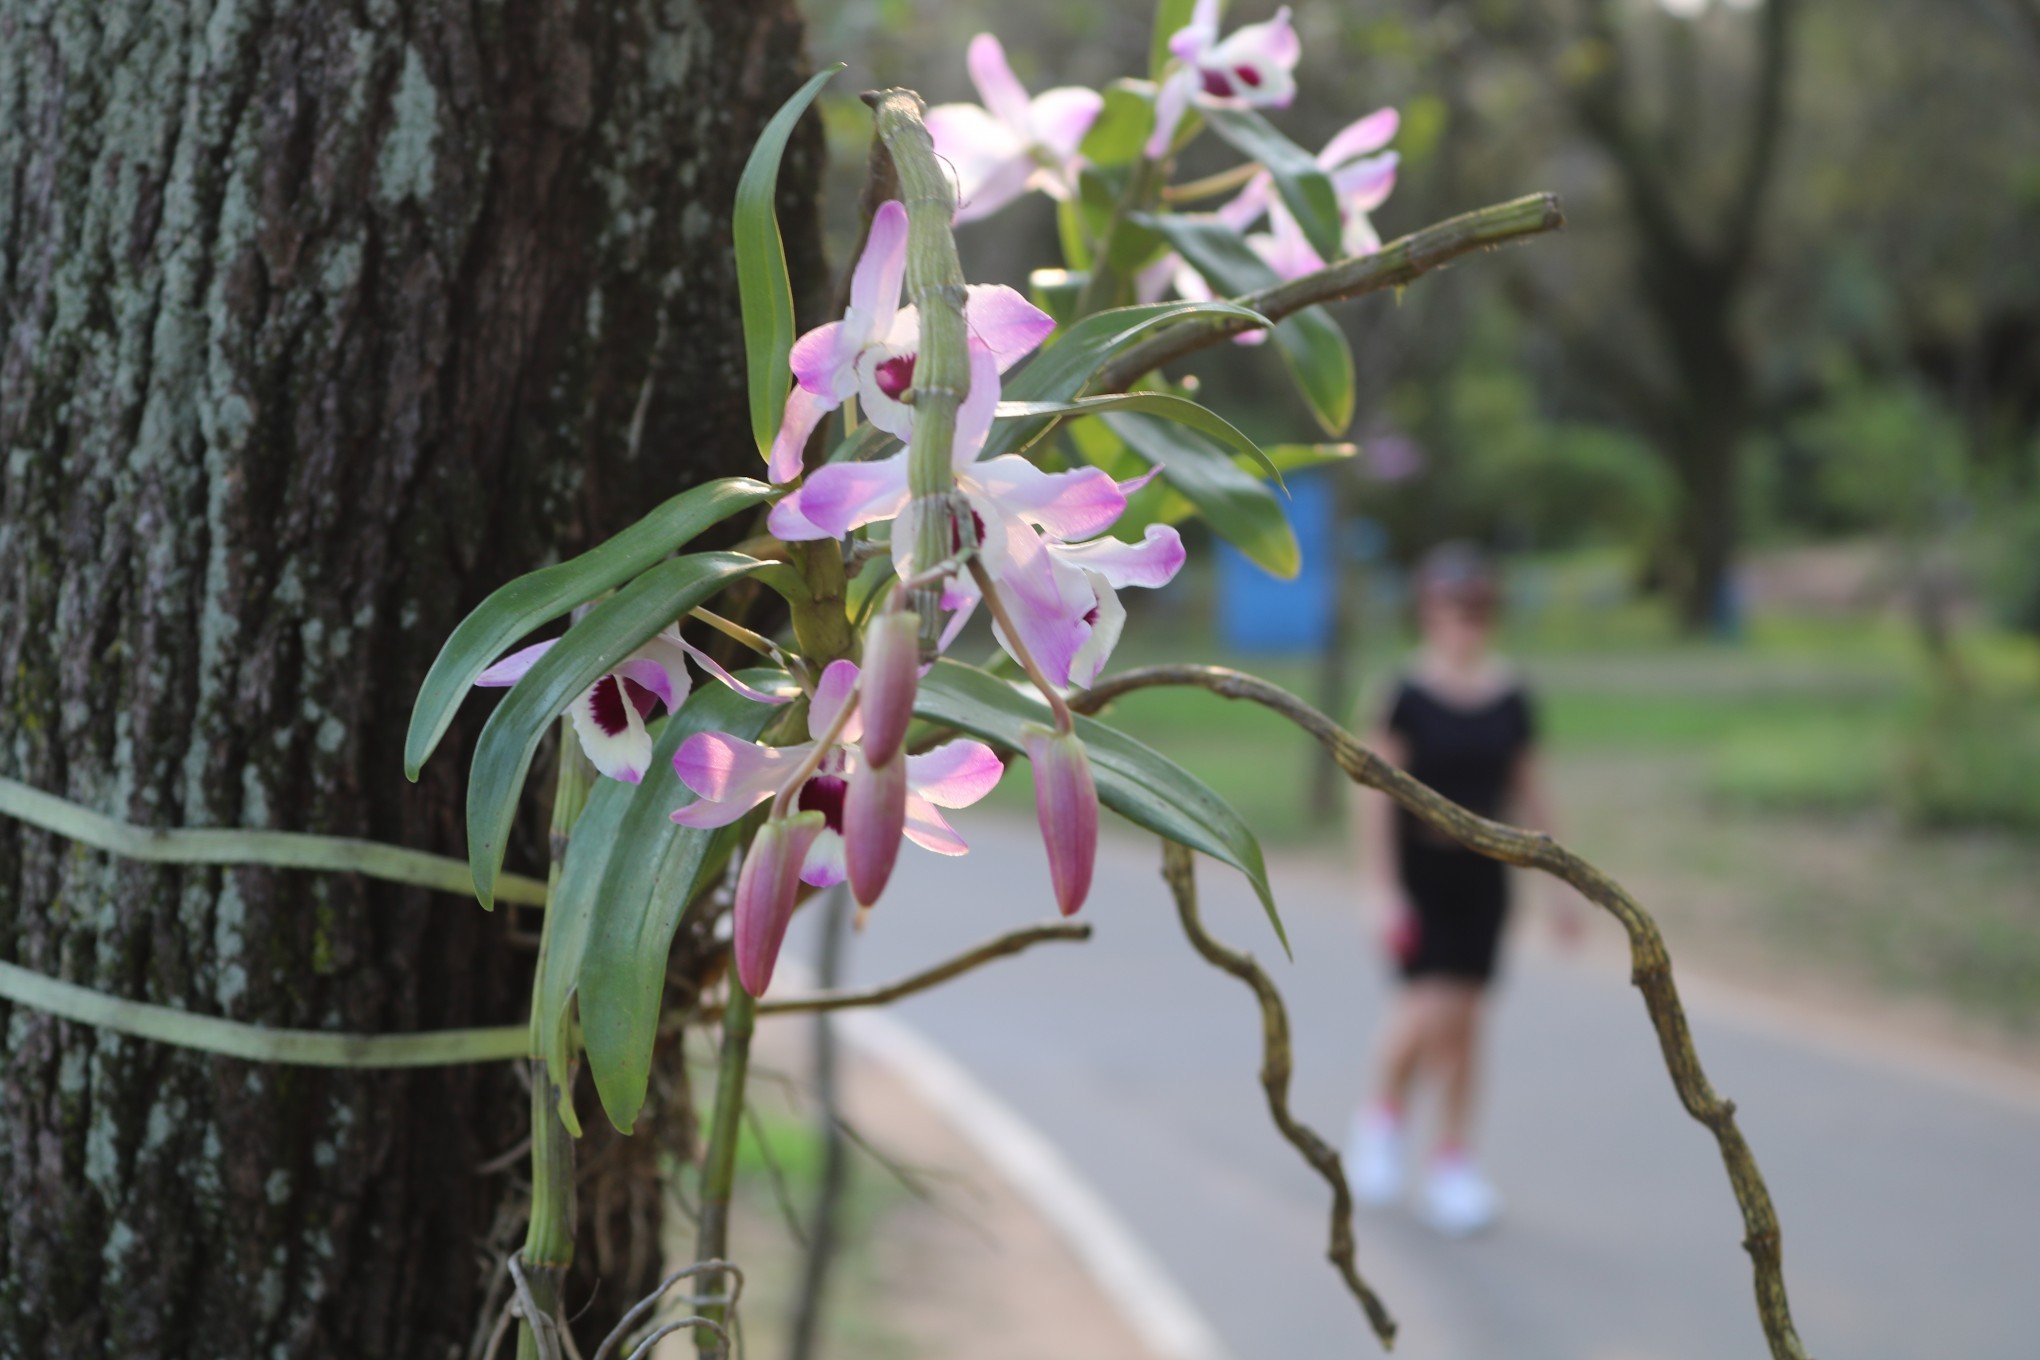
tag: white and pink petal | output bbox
[475,639,556,687]
[845,201,911,346]
[798,829,849,887]
[789,453,912,539]
[768,385,837,484]
[902,796,971,856]
[962,287,1056,373]
[1318,108,1399,169]
[966,33,1033,132]
[808,659,864,745]
[671,734,804,827]
[1027,86,1105,164]
[964,456,1127,541]
[1067,572,1127,689]
[1048,522,1187,590]
[570,675,656,783]
[907,740,1005,809]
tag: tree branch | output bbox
[1720,0,1799,274]
[1092,194,1565,392]
[1159,842,1399,1348]
[748,921,1092,1018]
[1077,666,1813,1360]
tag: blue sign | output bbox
[1218,471,1339,653]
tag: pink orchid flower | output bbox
[1218,106,1400,271]
[926,34,1105,223]
[941,518,1187,690]
[670,660,1004,892]
[1147,0,1301,159]
[474,628,789,784]
[770,337,1185,688]
[766,199,1056,485]
[1144,108,1399,343]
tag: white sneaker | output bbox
[1423,1153,1500,1237]
[1346,1109,1405,1206]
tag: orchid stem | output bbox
[516,725,594,1360]
[1162,160,1261,203]
[1075,155,1163,315]
[966,558,1074,735]
[1093,192,1566,391]
[897,549,974,594]
[769,688,864,821]
[692,986,755,1360]
[690,607,793,664]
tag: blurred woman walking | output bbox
[1347,542,1575,1235]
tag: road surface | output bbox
[793,820,2040,1359]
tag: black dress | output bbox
[1384,676,1536,984]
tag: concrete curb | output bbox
[833,1004,1233,1360]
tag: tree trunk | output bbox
[0,4,819,1357]
[1641,256,1750,634]
[1668,404,1744,633]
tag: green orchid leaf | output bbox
[994,391,1280,483]
[1200,106,1343,264]
[736,66,840,459]
[1145,214,1356,436]
[914,659,1288,954]
[406,478,775,780]
[1105,413,1300,578]
[1149,0,1201,80]
[824,420,895,467]
[465,552,765,908]
[1111,440,1357,541]
[988,300,1269,458]
[1263,440,1360,473]
[1080,81,1161,172]
[559,676,789,1134]
[530,763,635,1135]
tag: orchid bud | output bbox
[858,608,921,768]
[1021,724,1098,916]
[733,811,827,997]
[843,753,909,908]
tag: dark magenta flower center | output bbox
[948,507,990,555]
[587,675,663,737]
[798,774,848,834]
[875,353,916,400]
[1233,64,1262,88]
[1200,68,1234,97]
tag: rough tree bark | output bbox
[0,4,820,1357]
